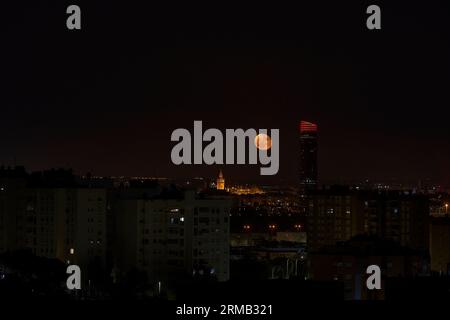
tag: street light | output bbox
[445,203,449,214]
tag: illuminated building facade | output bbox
[216,170,225,190]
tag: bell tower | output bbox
[216,170,225,190]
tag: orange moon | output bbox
[254,133,272,150]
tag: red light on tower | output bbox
[300,121,317,133]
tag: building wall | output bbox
[6,187,108,271]
[71,188,107,267]
[113,199,139,274]
[309,252,422,300]
[430,217,450,274]
[114,193,231,284]
[364,196,429,251]
[19,188,61,259]
[307,190,429,252]
[0,179,27,253]
[307,192,364,252]
[0,168,28,254]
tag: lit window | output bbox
[70,248,75,255]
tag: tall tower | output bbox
[216,170,225,190]
[299,121,318,193]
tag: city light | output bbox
[2,2,450,305]
[299,121,318,133]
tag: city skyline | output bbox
[4,0,450,309]
[2,2,450,187]
[1,161,449,301]
[0,163,446,192]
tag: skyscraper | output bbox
[299,121,318,192]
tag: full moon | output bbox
[254,133,272,150]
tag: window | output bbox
[199,217,209,224]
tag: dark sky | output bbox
[2,1,450,186]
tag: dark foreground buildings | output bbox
[306,186,430,253]
[309,235,428,300]
[112,189,231,284]
[0,166,232,298]
[305,186,445,300]
[430,216,450,274]
[1,166,450,301]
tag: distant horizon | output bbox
[1,164,447,190]
[3,2,450,188]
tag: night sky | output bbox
[2,1,450,186]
